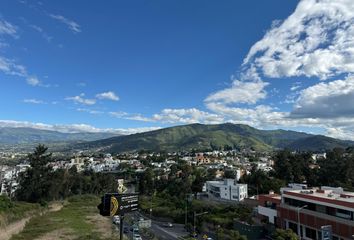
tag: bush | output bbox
[0,196,14,211]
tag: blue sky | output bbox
[1,0,354,139]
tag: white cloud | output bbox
[49,14,81,33]
[291,75,354,118]
[110,108,224,124]
[0,56,27,77]
[65,94,96,105]
[0,19,17,37]
[23,98,45,104]
[26,76,40,86]
[152,108,224,124]
[290,82,302,91]
[205,80,269,105]
[109,111,152,122]
[0,120,160,135]
[77,108,103,115]
[243,0,354,80]
[96,91,119,101]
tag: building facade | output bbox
[258,184,354,240]
[205,179,248,202]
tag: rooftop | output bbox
[283,186,354,204]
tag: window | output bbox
[305,227,317,239]
[336,208,352,220]
[288,222,297,233]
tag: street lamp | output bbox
[297,205,307,238]
[193,211,208,236]
[185,193,193,229]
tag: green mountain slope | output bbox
[0,127,118,144]
[78,123,353,152]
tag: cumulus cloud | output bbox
[65,93,96,105]
[291,76,354,118]
[205,80,269,105]
[96,91,119,101]
[110,108,224,124]
[243,0,354,80]
[49,14,81,33]
[151,108,224,124]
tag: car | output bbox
[131,225,139,233]
[190,232,198,238]
[133,234,142,240]
[112,216,120,225]
[162,222,173,228]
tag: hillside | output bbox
[0,127,118,145]
[77,123,353,152]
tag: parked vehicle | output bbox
[162,222,173,228]
[112,216,120,225]
[133,234,142,240]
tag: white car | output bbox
[133,234,142,240]
[112,216,120,225]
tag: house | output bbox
[205,179,248,202]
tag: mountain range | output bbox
[76,123,354,152]
[0,127,118,145]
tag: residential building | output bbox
[205,179,248,202]
[258,184,354,239]
[257,191,281,224]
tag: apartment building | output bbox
[205,179,248,202]
[258,184,354,239]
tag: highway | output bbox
[150,221,187,240]
[113,212,189,240]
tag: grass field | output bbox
[10,195,119,240]
[0,196,42,228]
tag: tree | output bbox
[139,168,155,195]
[16,145,53,203]
[224,169,236,179]
[273,229,298,240]
[229,230,247,240]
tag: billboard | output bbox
[98,193,139,216]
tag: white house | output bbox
[205,179,248,202]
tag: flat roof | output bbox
[283,187,354,205]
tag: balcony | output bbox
[279,203,354,227]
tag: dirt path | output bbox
[0,216,31,240]
[0,202,64,240]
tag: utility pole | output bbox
[119,214,124,240]
[193,211,208,236]
[297,205,307,239]
[185,196,188,228]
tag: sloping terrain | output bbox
[78,123,353,152]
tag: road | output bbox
[150,221,187,240]
[113,212,189,240]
